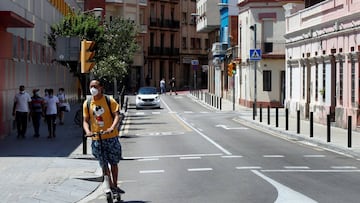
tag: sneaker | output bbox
[111,186,125,194]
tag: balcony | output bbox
[148,47,179,56]
[149,18,180,29]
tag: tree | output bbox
[93,17,139,82]
[47,12,139,83]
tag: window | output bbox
[263,70,271,91]
[339,59,343,105]
[322,62,326,100]
[182,37,187,49]
[290,66,293,98]
[182,12,187,24]
[302,65,306,99]
[351,60,355,104]
[264,42,273,53]
[191,38,195,49]
[204,39,209,50]
[196,38,201,49]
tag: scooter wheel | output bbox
[106,193,113,203]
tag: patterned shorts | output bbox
[91,137,122,167]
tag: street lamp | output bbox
[250,24,257,120]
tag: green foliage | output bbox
[93,17,139,80]
[47,12,139,82]
[47,11,104,50]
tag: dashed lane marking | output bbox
[139,170,165,174]
[284,166,310,169]
[124,153,223,160]
[304,155,326,158]
[263,155,285,158]
[138,158,159,161]
[180,157,201,160]
[236,166,262,170]
[188,168,213,172]
[222,155,243,158]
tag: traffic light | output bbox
[231,63,236,75]
[80,40,95,73]
[227,63,233,77]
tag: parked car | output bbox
[135,86,161,109]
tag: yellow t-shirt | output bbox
[83,95,119,140]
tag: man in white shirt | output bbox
[44,88,59,138]
[12,85,31,139]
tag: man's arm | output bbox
[82,102,92,136]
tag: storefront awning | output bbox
[0,11,34,28]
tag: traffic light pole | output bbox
[252,24,257,120]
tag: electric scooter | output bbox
[88,131,122,203]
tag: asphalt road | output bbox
[85,93,360,203]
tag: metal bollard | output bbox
[285,108,289,131]
[327,114,331,142]
[275,107,279,127]
[267,106,270,125]
[348,116,352,148]
[260,105,262,123]
[297,110,300,134]
[220,97,222,110]
[310,112,313,138]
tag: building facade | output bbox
[0,0,80,138]
[237,0,287,109]
[285,0,360,128]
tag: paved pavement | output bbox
[190,91,360,159]
[0,103,101,203]
[2,92,360,203]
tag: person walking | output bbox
[57,87,66,125]
[83,79,125,194]
[30,89,45,138]
[160,78,166,94]
[12,85,31,139]
[43,88,59,139]
[169,77,177,95]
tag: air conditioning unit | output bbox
[211,42,228,56]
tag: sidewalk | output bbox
[0,103,100,203]
[190,92,360,158]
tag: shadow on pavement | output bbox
[0,103,84,158]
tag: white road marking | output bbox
[236,166,262,170]
[138,158,159,161]
[152,112,160,114]
[261,169,360,172]
[263,155,285,158]
[135,112,145,115]
[124,153,222,160]
[180,157,201,160]
[216,124,248,130]
[304,155,326,158]
[139,170,165,174]
[252,170,318,203]
[222,155,243,158]
[284,166,310,169]
[188,168,213,172]
[174,116,232,155]
[184,111,193,114]
[331,166,357,169]
[162,99,232,155]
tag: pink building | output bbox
[285,0,360,128]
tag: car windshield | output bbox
[138,87,157,95]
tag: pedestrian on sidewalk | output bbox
[12,85,31,139]
[30,89,45,138]
[169,77,177,95]
[160,78,166,94]
[83,79,125,194]
[44,88,59,138]
[57,87,67,125]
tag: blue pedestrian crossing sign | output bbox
[249,49,261,61]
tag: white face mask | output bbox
[90,87,99,96]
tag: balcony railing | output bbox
[148,47,179,56]
[149,18,180,29]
